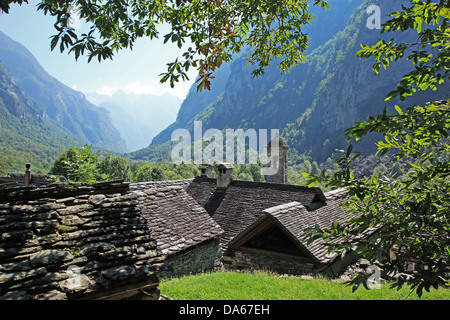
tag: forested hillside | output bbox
[132,0,450,166]
[0,31,126,154]
[0,61,84,174]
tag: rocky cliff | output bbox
[137,0,450,164]
[0,31,126,153]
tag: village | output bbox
[0,135,367,300]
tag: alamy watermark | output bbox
[365,265,382,290]
[65,265,83,288]
[171,121,281,175]
[366,4,382,30]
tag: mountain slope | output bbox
[132,0,450,164]
[280,0,450,161]
[0,30,126,153]
[150,0,364,147]
[0,61,85,174]
[150,61,232,146]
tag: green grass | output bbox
[159,271,450,300]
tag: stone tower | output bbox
[264,133,289,184]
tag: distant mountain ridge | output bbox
[132,0,450,164]
[86,90,182,152]
[149,0,368,148]
[0,30,126,153]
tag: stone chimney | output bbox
[198,164,212,178]
[216,163,234,189]
[265,134,289,184]
[25,163,31,187]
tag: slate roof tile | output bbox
[132,183,224,257]
[185,178,327,253]
[229,188,356,264]
[0,181,166,300]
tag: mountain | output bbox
[150,61,233,146]
[131,0,450,164]
[0,60,84,174]
[0,30,126,154]
[86,91,182,152]
[149,0,361,146]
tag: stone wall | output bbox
[159,238,223,279]
[318,251,360,277]
[229,250,314,275]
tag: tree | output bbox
[98,153,132,181]
[390,162,406,180]
[49,145,104,182]
[304,0,450,297]
[134,163,164,182]
[0,0,329,91]
[372,163,387,180]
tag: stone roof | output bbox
[185,177,218,210]
[228,188,355,264]
[217,163,234,170]
[0,173,66,189]
[0,181,166,300]
[131,182,224,256]
[185,178,327,254]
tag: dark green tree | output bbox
[304,0,450,297]
[0,154,7,176]
[98,153,132,181]
[49,145,104,182]
[390,162,406,180]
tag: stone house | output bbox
[227,188,358,276]
[130,181,224,278]
[0,136,365,299]
[161,167,356,276]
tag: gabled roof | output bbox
[228,189,352,264]
[132,183,224,256]
[185,177,327,254]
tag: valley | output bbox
[1,0,449,181]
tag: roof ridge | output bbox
[131,178,194,186]
[230,179,321,191]
[324,188,347,200]
[263,201,304,215]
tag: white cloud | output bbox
[123,81,159,95]
[96,85,120,96]
[95,81,189,99]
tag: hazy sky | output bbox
[0,2,197,99]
